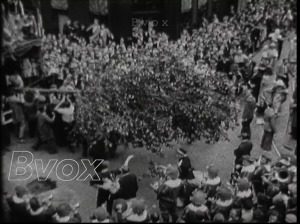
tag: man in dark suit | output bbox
[106,166,138,215]
[241,55,256,84]
[176,148,194,180]
[62,20,72,38]
[233,134,253,175]
[216,56,231,76]
[250,22,261,52]
[89,161,112,208]
[240,88,256,138]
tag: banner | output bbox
[51,0,68,10]
[89,0,108,15]
[181,0,207,13]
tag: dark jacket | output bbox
[6,196,30,223]
[157,179,183,204]
[27,205,56,223]
[51,213,82,223]
[116,173,139,200]
[234,140,253,165]
[216,60,231,74]
[242,61,256,81]
[242,94,256,120]
[178,156,194,180]
[89,138,107,160]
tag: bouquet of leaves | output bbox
[72,45,239,151]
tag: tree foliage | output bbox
[73,53,239,152]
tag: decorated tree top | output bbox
[73,50,239,152]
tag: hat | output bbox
[213,213,225,222]
[285,214,297,223]
[131,199,146,215]
[93,207,109,222]
[166,165,179,180]
[15,185,28,198]
[99,161,110,171]
[279,153,297,166]
[149,208,160,223]
[270,42,276,47]
[56,203,73,217]
[216,186,232,201]
[237,49,243,54]
[191,191,206,205]
[242,198,253,210]
[207,164,219,178]
[50,84,57,89]
[38,95,46,102]
[242,155,254,163]
[236,178,250,191]
[113,199,128,213]
[177,148,187,155]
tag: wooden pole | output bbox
[191,0,198,29]
[14,87,81,94]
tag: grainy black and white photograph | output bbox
[0,0,297,223]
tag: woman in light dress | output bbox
[86,18,101,44]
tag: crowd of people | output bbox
[2,0,297,222]
[4,144,297,223]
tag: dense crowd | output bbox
[2,0,297,223]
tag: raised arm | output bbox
[54,95,66,111]
[86,24,94,32]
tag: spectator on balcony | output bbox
[63,19,72,38]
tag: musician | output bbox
[176,148,194,180]
[107,164,138,215]
[112,199,133,223]
[203,164,221,201]
[25,196,56,223]
[90,207,113,223]
[251,154,272,195]
[234,133,253,172]
[210,187,233,220]
[125,199,151,223]
[6,186,30,222]
[180,190,210,222]
[52,203,81,223]
[151,165,183,223]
